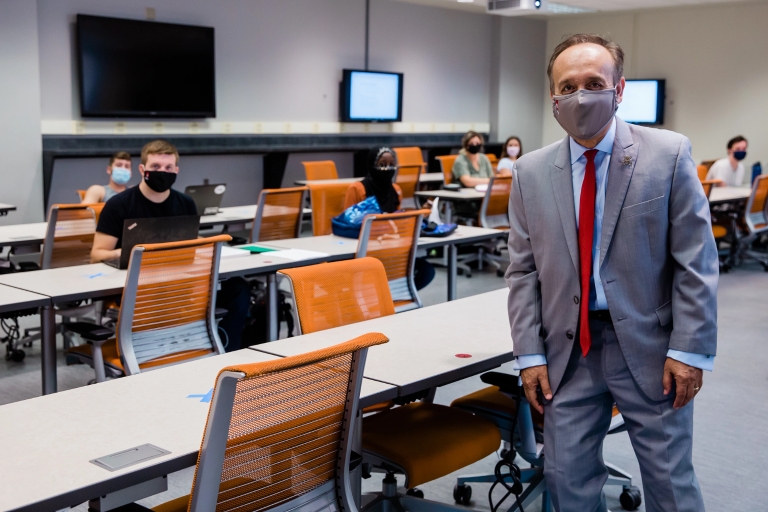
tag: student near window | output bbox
[451,131,495,187]
[82,151,133,203]
[706,135,748,187]
[91,140,250,352]
[497,136,523,174]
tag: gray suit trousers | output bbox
[543,319,705,512]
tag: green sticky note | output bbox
[239,244,278,254]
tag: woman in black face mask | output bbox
[452,131,495,188]
[343,147,402,212]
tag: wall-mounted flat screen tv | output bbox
[77,14,215,118]
[617,79,665,125]
[340,69,403,123]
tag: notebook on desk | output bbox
[185,184,226,216]
[103,215,201,270]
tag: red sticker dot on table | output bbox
[455,353,472,358]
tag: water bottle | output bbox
[752,162,762,185]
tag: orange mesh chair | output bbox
[66,235,230,383]
[486,153,499,172]
[76,189,87,201]
[302,160,339,181]
[394,147,426,209]
[16,204,102,353]
[736,174,768,270]
[277,258,503,506]
[435,154,458,185]
[250,187,307,242]
[356,210,429,312]
[697,164,709,182]
[450,374,642,509]
[150,333,388,512]
[700,179,723,199]
[307,182,348,236]
[456,176,512,278]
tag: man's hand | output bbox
[662,357,703,409]
[520,364,552,414]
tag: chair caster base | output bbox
[407,488,424,499]
[453,483,471,505]
[619,486,642,511]
[496,269,505,277]
[5,348,25,362]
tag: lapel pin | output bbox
[622,155,632,167]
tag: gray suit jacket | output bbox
[506,118,718,401]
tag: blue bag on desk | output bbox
[331,196,382,239]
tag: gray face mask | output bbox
[552,88,618,141]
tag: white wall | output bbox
[36,0,495,134]
[544,3,768,181]
[493,16,547,152]
[0,0,44,224]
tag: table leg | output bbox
[266,273,278,342]
[447,244,457,301]
[41,305,57,395]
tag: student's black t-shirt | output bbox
[96,187,198,249]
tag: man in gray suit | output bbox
[506,34,718,512]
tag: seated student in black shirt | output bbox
[91,140,250,352]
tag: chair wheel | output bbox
[453,483,471,505]
[406,488,424,499]
[496,269,505,277]
[6,349,25,362]
[457,268,464,276]
[620,486,642,511]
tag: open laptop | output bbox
[185,184,227,216]
[104,215,201,270]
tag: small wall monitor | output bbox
[77,14,216,118]
[617,79,665,125]
[341,69,403,123]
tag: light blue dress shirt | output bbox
[515,118,714,372]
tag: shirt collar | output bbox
[569,117,617,165]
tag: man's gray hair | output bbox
[547,34,624,92]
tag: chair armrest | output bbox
[64,322,114,343]
[214,307,228,320]
[480,371,520,395]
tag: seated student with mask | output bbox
[496,136,522,175]
[343,147,435,290]
[91,140,250,352]
[82,151,133,203]
[706,135,748,187]
[452,131,495,187]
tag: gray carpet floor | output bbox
[1,262,766,511]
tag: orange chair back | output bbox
[697,165,708,182]
[116,235,230,375]
[357,209,428,311]
[42,204,99,269]
[394,165,421,208]
[394,147,426,170]
[746,175,768,233]
[480,176,512,229]
[279,258,396,334]
[307,182,348,236]
[184,333,388,512]
[251,187,307,242]
[76,189,87,201]
[700,180,721,199]
[436,155,458,185]
[485,153,499,172]
[302,160,339,181]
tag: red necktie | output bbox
[578,149,598,357]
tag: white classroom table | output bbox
[0,283,50,313]
[258,225,508,301]
[0,204,314,248]
[253,288,513,397]
[0,249,333,396]
[0,203,16,216]
[295,173,444,187]
[0,347,396,512]
[708,186,751,205]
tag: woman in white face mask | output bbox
[497,136,522,175]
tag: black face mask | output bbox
[733,150,747,161]
[467,144,482,154]
[143,170,177,193]
[372,167,396,184]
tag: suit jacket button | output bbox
[573,296,579,304]
[566,331,574,340]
